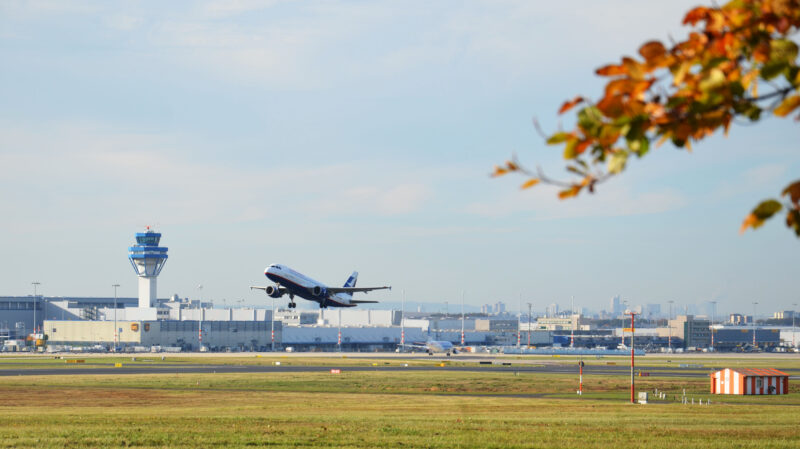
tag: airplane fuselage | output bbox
[265,264,355,307]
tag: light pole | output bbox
[401,290,405,349]
[517,293,521,348]
[31,282,40,335]
[527,303,533,347]
[710,300,716,351]
[793,303,798,349]
[271,293,275,352]
[620,300,627,346]
[667,300,674,352]
[197,285,203,351]
[460,291,465,347]
[626,311,638,403]
[752,301,758,348]
[112,284,120,351]
[570,295,575,348]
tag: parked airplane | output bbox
[251,264,390,308]
[399,340,458,356]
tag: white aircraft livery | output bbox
[400,340,457,356]
[251,264,391,308]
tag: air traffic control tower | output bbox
[128,227,168,308]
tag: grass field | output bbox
[1,355,798,448]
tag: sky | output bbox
[1,1,798,316]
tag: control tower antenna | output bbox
[128,226,169,308]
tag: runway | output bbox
[0,362,741,378]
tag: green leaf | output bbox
[577,106,603,136]
[752,200,782,220]
[546,132,570,145]
[770,39,799,64]
[761,61,787,80]
[563,138,578,159]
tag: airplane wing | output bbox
[250,286,268,291]
[326,286,391,294]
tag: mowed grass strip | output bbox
[1,371,799,448]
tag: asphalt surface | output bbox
[0,362,764,378]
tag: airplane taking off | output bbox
[251,264,391,309]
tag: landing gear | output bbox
[288,301,297,309]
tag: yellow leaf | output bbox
[558,185,581,199]
[774,95,800,117]
[673,61,691,86]
[491,166,508,177]
[520,179,540,190]
[607,151,628,174]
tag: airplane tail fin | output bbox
[343,271,358,288]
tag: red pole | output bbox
[579,360,583,395]
[630,312,635,404]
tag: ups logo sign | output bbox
[131,323,139,332]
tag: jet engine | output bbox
[265,285,283,298]
[311,286,327,297]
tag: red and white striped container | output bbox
[710,368,789,395]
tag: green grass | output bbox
[1,365,799,448]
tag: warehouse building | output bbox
[44,320,283,352]
[710,368,789,395]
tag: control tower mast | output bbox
[128,227,168,308]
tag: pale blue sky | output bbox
[1,1,798,316]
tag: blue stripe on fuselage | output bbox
[265,272,351,307]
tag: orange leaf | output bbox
[491,166,508,177]
[558,185,581,199]
[559,96,584,114]
[739,213,758,234]
[596,64,627,77]
[520,178,540,190]
[638,41,666,62]
[597,94,626,118]
[683,6,710,26]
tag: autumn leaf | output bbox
[558,185,581,199]
[683,6,711,26]
[774,95,800,117]
[595,64,627,77]
[558,96,584,114]
[782,180,800,205]
[638,41,666,62]
[546,132,571,144]
[740,199,783,233]
[520,178,540,189]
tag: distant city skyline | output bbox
[1,1,798,312]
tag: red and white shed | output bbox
[710,368,789,395]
